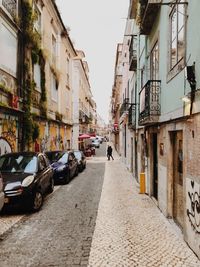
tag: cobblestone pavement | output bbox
[88,148,200,267]
[0,186,60,236]
[0,148,105,266]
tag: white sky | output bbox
[56,0,129,123]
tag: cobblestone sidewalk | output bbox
[88,151,200,267]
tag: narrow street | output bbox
[0,144,106,267]
[0,143,200,266]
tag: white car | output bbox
[0,173,4,211]
[92,139,100,148]
[96,136,103,144]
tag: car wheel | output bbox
[48,178,54,193]
[32,191,43,212]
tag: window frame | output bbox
[168,0,187,80]
[150,40,159,81]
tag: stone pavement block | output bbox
[88,155,200,267]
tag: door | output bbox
[172,131,184,229]
[135,137,138,181]
[152,133,158,199]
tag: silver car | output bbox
[0,173,4,211]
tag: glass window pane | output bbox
[0,24,17,76]
[171,39,177,68]
[51,74,58,101]
[178,4,184,32]
[178,28,184,61]
[34,63,41,92]
[171,9,177,43]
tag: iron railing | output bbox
[139,80,161,125]
[2,0,17,18]
[120,98,129,117]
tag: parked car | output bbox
[92,139,100,148]
[45,150,63,164]
[96,136,103,144]
[74,150,86,172]
[50,151,79,184]
[0,152,54,212]
[0,172,4,212]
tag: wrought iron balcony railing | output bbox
[128,104,136,129]
[120,98,129,117]
[139,0,161,35]
[2,0,17,18]
[139,80,161,125]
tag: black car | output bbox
[0,152,54,212]
[49,151,79,184]
[74,150,86,172]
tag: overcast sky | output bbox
[56,0,129,124]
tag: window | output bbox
[33,63,41,92]
[150,41,159,80]
[66,58,69,86]
[169,0,186,70]
[33,4,41,33]
[0,22,17,76]
[52,35,57,63]
[51,73,58,102]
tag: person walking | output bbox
[107,145,114,161]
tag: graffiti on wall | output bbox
[1,118,17,153]
[0,137,12,155]
[186,178,200,234]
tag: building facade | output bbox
[0,0,23,155]
[111,0,200,258]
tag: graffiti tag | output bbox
[187,179,200,234]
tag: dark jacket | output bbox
[107,146,113,155]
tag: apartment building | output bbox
[0,0,22,154]
[111,0,200,257]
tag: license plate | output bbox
[4,198,9,204]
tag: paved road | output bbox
[0,143,107,267]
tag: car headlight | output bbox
[22,175,35,187]
[56,165,66,172]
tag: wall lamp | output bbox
[181,95,190,103]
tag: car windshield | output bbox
[74,151,81,160]
[46,151,63,163]
[57,153,68,164]
[0,154,37,173]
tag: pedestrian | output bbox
[107,145,114,161]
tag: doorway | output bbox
[152,133,158,199]
[171,131,184,229]
[131,137,133,173]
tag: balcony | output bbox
[139,80,161,125]
[139,0,161,35]
[1,0,17,18]
[120,98,129,117]
[128,0,138,19]
[128,104,136,129]
[129,36,137,71]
